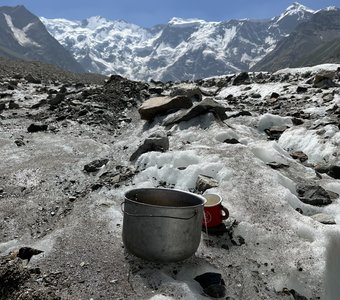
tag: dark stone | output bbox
[328,165,340,179]
[315,165,340,179]
[251,93,261,99]
[130,131,169,161]
[289,289,308,300]
[291,118,304,125]
[270,92,280,99]
[267,162,289,169]
[31,99,47,109]
[17,247,43,263]
[233,72,250,85]
[0,102,6,111]
[15,139,25,147]
[296,86,308,93]
[290,151,308,162]
[49,93,65,107]
[194,272,226,298]
[8,100,19,109]
[226,111,252,118]
[223,138,240,144]
[264,126,288,140]
[296,184,332,206]
[25,74,41,84]
[84,158,109,173]
[27,124,48,133]
[202,223,227,236]
[163,98,228,126]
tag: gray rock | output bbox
[311,213,336,225]
[296,184,332,206]
[196,174,219,193]
[327,190,339,200]
[313,71,336,88]
[170,84,202,101]
[290,151,308,162]
[163,98,228,126]
[130,131,169,161]
[84,159,109,173]
[138,95,193,120]
[25,74,41,84]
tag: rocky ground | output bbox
[0,58,340,299]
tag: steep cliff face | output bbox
[253,8,340,72]
[0,5,84,73]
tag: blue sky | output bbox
[1,0,339,27]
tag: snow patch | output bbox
[4,13,40,47]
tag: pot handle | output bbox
[121,202,198,220]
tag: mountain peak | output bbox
[81,16,109,29]
[168,17,208,27]
[285,2,314,14]
[275,2,314,23]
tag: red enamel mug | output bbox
[202,194,229,228]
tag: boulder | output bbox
[170,84,202,101]
[270,92,280,99]
[130,131,169,161]
[264,126,288,140]
[296,86,308,93]
[296,184,332,206]
[84,159,109,173]
[196,174,219,192]
[163,98,228,126]
[290,151,308,162]
[27,124,48,133]
[49,93,66,107]
[315,165,340,179]
[138,95,193,121]
[232,72,250,85]
[313,71,336,88]
[8,100,19,109]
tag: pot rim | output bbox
[124,187,207,209]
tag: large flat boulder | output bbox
[138,95,193,121]
[163,98,228,126]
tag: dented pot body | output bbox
[122,188,206,263]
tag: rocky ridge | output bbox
[0,62,339,299]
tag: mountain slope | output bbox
[41,2,314,81]
[0,5,84,73]
[253,8,340,72]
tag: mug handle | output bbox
[221,205,229,220]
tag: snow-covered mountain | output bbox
[41,2,315,81]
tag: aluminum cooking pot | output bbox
[122,188,206,263]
